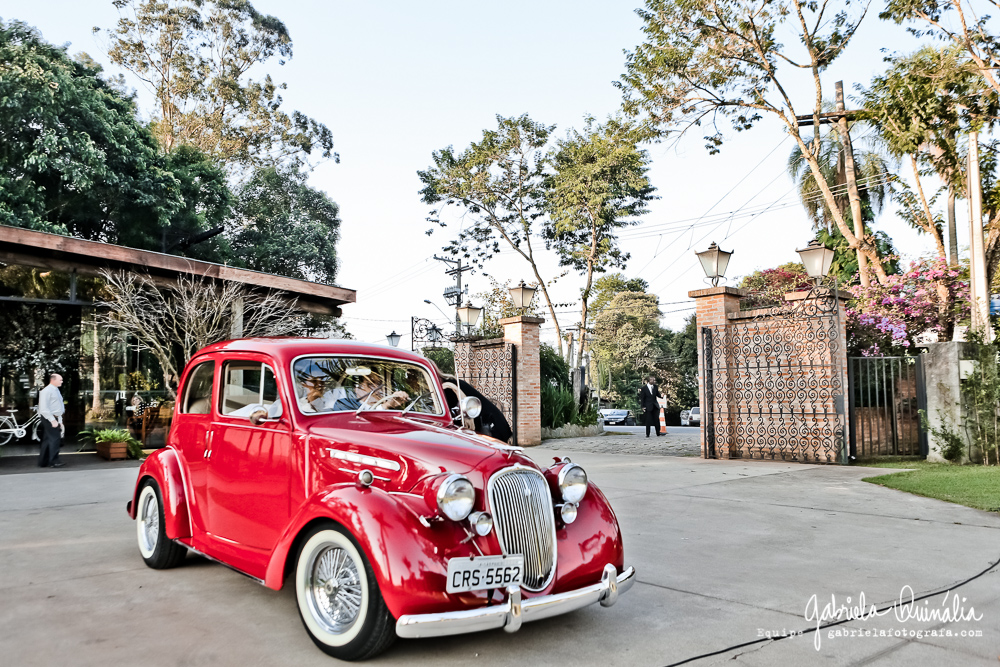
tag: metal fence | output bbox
[847,356,927,459]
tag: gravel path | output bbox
[539,430,702,457]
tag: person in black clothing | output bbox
[638,376,663,437]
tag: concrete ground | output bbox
[1,444,998,666]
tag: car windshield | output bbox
[292,356,444,416]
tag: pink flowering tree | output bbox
[847,258,969,356]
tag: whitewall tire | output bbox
[294,524,395,660]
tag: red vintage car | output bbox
[127,338,634,660]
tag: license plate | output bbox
[446,554,524,593]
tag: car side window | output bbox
[221,361,282,419]
[182,362,215,414]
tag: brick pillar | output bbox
[500,315,544,446]
[688,286,745,458]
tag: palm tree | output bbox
[787,117,895,283]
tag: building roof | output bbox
[0,225,355,315]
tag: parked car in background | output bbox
[688,406,701,426]
[599,408,635,426]
[680,409,691,426]
[128,338,635,660]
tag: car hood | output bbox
[304,416,539,493]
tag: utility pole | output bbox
[835,81,869,288]
[433,255,473,335]
[967,131,993,341]
[795,83,869,286]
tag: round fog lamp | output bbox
[558,463,588,504]
[437,474,475,521]
[560,503,578,524]
[469,511,493,536]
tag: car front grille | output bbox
[487,467,557,591]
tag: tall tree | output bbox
[0,20,179,240]
[101,0,335,170]
[881,0,1000,97]
[419,114,566,354]
[862,47,984,262]
[616,0,891,283]
[228,167,341,284]
[587,273,649,320]
[590,291,661,407]
[545,117,658,365]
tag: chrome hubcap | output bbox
[140,492,158,552]
[309,546,362,633]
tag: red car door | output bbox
[206,357,292,575]
[172,359,216,541]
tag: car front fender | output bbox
[264,484,487,619]
[128,448,191,540]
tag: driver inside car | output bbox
[332,374,408,411]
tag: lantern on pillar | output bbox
[386,331,401,347]
[796,238,835,285]
[509,280,537,312]
[695,242,733,287]
[456,301,482,333]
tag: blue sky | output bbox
[6,1,954,344]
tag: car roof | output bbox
[191,338,436,370]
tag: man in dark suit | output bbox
[638,376,663,438]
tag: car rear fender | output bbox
[264,485,476,619]
[128,448,191,540]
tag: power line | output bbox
[629,137,790,278]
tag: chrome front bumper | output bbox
[395,564,635,639]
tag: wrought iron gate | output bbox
[847,356,927,458]
[455,340,517,443]
[701,290,847,463]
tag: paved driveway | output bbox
[1,449,998,666]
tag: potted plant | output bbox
[91,428,143,461]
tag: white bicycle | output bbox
[0,407,43,447]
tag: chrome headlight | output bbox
[558,463,588,504]
[468,511,493,536]
[461,396,482,419]
[436,474,475,521]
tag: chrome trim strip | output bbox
[395,565,635,639]
[326,448,401,472]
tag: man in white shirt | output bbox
[38,373,65,468]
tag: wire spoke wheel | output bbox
[310,546,363,633]
[294,525,396,660]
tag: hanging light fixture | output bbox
[509,280,537,311]
[796,238,835,284]
[386,331,401,347]
[427,324,443,344]
[695,242,734,287]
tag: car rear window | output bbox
[182,361,214,414]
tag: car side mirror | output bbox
[249,408,269,426]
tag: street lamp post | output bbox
[695,242,734,287]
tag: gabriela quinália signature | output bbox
[803,586,983,650]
